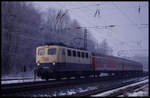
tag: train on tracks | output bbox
[35,44,143,80]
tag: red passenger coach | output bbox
[92,56,105,69]
[92,56,123,72]
[91,54,143,75]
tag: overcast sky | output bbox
[33,1,148,57]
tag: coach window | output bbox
[73,50,76,57]
[77,51,80,57]
[67,49,71,56]
[48,48,56,55]
[86,53,88,58]
[82,52,84,58]
[38,49,45,55]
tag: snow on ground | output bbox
[2,75,33,79]
[1,75,55,84]
[1,78,45,84]
[118,84,149,97]
[122,76,148,84]
[125,83,148,97]
[51,86,97,96]
[127,91,148,97]
[31,86,97,97]
[91,79,149,97]
[1,72,56,84]
[100,73,109,76]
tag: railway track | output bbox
[2,74,148,97]
[2,79,60,95]
[106,80,148,97]
[64,76,148,97]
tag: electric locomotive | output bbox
[35,44,93,80]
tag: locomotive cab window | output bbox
[38,49,45,55]
[67,49,71,56]
[48,48,56,55]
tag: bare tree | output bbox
[96,39,113,55]
[2,2,42,75]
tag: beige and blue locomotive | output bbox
[35,44,143,80]
[36,45,93,80]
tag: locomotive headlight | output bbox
[52,62,55,66]
[37,62,40,66]
[37,61,40,66]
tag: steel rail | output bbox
[2,73,148,96]
[62,75,148,97]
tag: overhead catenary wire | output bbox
[34,2,148,57]
[74,4,139,50]
[65,2,144,46]
[82,2,147,50]
[111,2,144,33]
[39,2,148,28]
[34,2,147,55]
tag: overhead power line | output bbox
[111,2,143,33]
[82,4,140,50]
[43,3,147,55]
